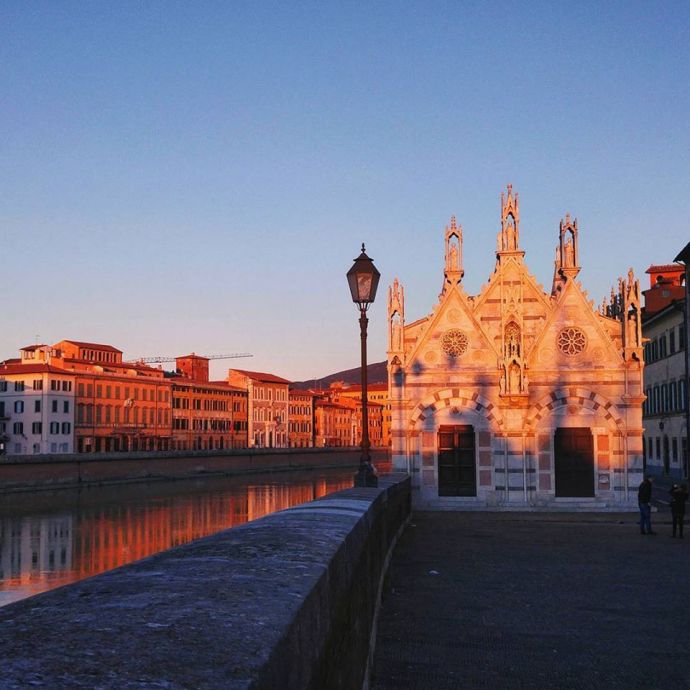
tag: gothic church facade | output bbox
[387,187,645,508]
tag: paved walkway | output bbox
[372,511,690,690]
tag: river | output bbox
[0,465,384,607]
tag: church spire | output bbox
[496,184,524,260]
[443,214,464,288]
[387,277,405,365]
[551,213,581,295]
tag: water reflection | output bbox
[0,467,379,607]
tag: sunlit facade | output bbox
[388,187,645,508]
[227,369,290,448]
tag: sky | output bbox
[1,2,689,381]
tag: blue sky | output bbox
[2,2,688,380]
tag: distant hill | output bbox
[293,360,387,389]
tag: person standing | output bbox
[670,483,689,538]
[638,475,655,535]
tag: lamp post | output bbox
[347,243,381,487]
[674,242,690,479]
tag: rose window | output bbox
[557,327,587,356]
[441,329,469,357]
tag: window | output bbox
[52,400,58,413]
[681,326,686,350]
[34,400,41,413]
[63,400,69,414]
[14,401,24,414]
[97,385,102,398]
[673,438,679,462]
[62,380,71,392]
[656,437,661,459]
[78,383,85,396]
[51,443,57,453]
[15,381,25,392]
[106,385,111,398]
[660,336,667,358]
[0,381,6,392]
[33,380,43,390]
[662,384,669,413]
[87,384,93,398]
[671,382,678,412]
[670,330,676,354]
[62,422,71,435]
[32,422,42,434]
[50,422,60,434]
[681,380,688,412]
[13,422,23,434]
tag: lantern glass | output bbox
[346,245,380,307]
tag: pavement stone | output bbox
[372,510,690,690]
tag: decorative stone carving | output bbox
[441,329,468,357]
[557,327,587,356]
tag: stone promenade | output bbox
[372,511,690,690]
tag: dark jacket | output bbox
[670,488,688,514]
[638,479,652,504]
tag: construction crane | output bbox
[127,353,253,364]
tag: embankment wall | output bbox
[0,447,389,492]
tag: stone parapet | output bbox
[0,473,411,689]
[0,448,390,492]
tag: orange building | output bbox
[227,369,290,448]
[50,340,173,453]
[337,382,390,447]
[314,398,355,447]
[288,389,316,447]
[169,354,248,450]
[310,386,384,448]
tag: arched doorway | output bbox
[554,428,594,497]
[438,425,476,497]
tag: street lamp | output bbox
[347,243,381,487]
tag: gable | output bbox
[528,279,623,371]
[404,284,498,371]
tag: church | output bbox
[387,186,645,508]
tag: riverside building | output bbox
[169,354,248,451]
[0,346,76,455]
[387,187,645,508]
[288,389,316,447]
[641,263,688,478]
[227,369,290,448]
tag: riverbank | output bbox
[0,447,390,493]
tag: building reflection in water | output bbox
[0,469,364,607]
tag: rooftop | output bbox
[58,340,123,353]
[229,369,291,385]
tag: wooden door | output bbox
[554,428,594,497]
[438,425,476,497]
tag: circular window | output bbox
[441,329,469,357]
[557,327,587,356]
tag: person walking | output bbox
[670,483,689,538]
[638,475,655,535]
